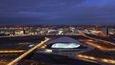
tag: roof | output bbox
[46,36,81,45]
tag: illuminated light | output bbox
[83,56,89,58]
[87,40,93,42]
[44,44,47,47]
[96,46,102,48]
[51,43,80,48]
[78,54,84,57]
[8,38,50,65]
[109,60,115,64]
[28,44,34,47]
[85,41,115,50]
[78,54,115,64]
[101,59,115,64]
[0,50,25,53]
[40,44,47,48]
[84,34,115,50]
[41,46,47,48]
[88,56,96,60]
[101,59,109,62]
[45,49,52,53]
[78,54,96,60]
[41,46,45,48]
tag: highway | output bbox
[0,35,115,65]
[7,37,50,65]
[80,40,115,51]
[79,33,115,51]
[76,54,115,65]
[0,50,25,53]
[83,34,115,46]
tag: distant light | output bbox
[28,44,34,47]
[77,54,115,64]
[87,40,93,42]
[109,59,115,64]
[101,59,109,62]
[45,49,52,53]
[88,56,96,60]
[0,50,25,53]
[78,54,96,60]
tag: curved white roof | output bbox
[46,36,81,45]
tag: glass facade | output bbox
[51,43,80,48]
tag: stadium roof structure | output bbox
[46,36,81,45]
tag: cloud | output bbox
[0,0,115,24]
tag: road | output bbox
[7,37,50,65]
[1,35,115,65]
[0,50,25,53]
[83,34,115,46]
[80,33,115,51]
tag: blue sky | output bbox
[0,0,115,24]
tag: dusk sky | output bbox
[0,0,115,25]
